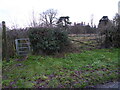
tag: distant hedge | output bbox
[28,27,70,55]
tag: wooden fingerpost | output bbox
[2,21,9,62]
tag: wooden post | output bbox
[2,21,9,62]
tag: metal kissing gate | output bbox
[15,38,30,56]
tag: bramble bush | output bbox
[28,27,70,55]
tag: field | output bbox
[2,34,120,88]
[2,46,120,88]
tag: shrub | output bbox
[100,26,120,48]
[6,29,29,57]
[101,14,120,48]
[28,27,70,55]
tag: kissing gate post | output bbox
[15,38,31,56]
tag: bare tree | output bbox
[113,13,120,27]
[39,9,58,27]
[29,10,38,27]
[10,19,19,29]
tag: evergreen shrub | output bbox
[28,27,70,54]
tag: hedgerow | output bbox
[28,27,70,55]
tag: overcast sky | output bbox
[0,0,120,28]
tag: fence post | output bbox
[2,21,9,62]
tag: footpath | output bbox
[95,81,119,89]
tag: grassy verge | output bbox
[2,48,119,88]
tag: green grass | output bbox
[2,48,119,88]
